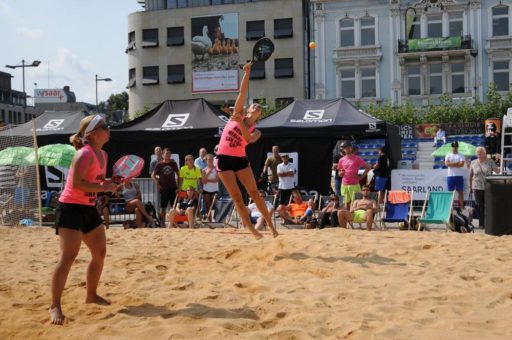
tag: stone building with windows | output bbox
[127,0,310,117]
[0,71,39,127]
[311,0,512,106]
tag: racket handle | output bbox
[238,60,253,69]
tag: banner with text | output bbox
[391,169,468,200]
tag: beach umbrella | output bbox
[26,143,76,168]
[431,141,476,157]
[0,146,35,166]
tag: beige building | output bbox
[127,0,307,118]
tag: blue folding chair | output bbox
[380,190,413,230]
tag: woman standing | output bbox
[201,154,219,220]
[216,63,278,239]
[469,146,499,229]
[50,115,117,325]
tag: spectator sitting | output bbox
[300,198,316,223]
[247,190,275,231]
[318,194,341,228]
[96,192,110,229]
[277,189,308,224]
[433,127,446,147]
[167,186,198,228]
[337,185,378,231]
[117,179,154,228]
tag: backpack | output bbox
[144,201,162,228]
[452,208,474,233]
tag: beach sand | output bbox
[1,226,511,339]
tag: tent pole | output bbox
[32,119,43,227]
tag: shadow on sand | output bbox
[273,252,406,268]
[118,303,259,320]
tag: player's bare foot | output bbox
[50,305,65,325]
[252,230,263,240]
[85,294,111,305]
[270,228,279,238]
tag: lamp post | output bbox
[5,59,41,108]
[95,74,112,112]
[470,49,478,101]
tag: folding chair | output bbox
[171,190,200,227]
[380,190,413,230]
[0,193,13,225]
[202,194,237,228]
[417,191,455,231]
[350,191,380,230]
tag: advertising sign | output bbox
[408,36,461,51]
[191,13,239,93]
[34,89,68,104]
[391,169,469,200]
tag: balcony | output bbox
[398,35,472,54]
[486,35,512,53]
[332,45,382,66]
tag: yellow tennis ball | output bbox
[308,41,317,49]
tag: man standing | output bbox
[261,145,282,194]
[445,141,466,208]
[276,153,295,210]
[338,142,371,209]
[149,146,163,176]
[151,147,179,224]
[332,145,344,196]
[194,147,208,170]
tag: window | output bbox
[167,27,184,46]
[361,68,376,97]
[429,64,443,94]
[428,14,443,38]
[493,61,510,91]
[8,111,12,124]
[17,112,21,124]
[127,68,136,88]
[409,15,421,39]
[142,66,159,85]
[274,58,294,78]
[190,0,209,6]
[408,65,421,95]
[142,28,158,48]
[340,69,355,98]
[360,17,375,46]
[449,12,463,36]
[167,0,187,8]
[250,61,265,79]
[339,18,354,47]
[0,109,4,123]
[492,6,509,36]
[274,18,293,38]
[246,20,264,40]
[451,63,464,94]
[126,31,135,52]
[275,97,294,107]
[167,65,185,84]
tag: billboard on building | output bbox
[191,13,239,94]
[34,89,68,104]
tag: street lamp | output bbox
[470,49,478,101]
[5,59,41,108]
[95,74,112,111]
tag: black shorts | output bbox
[54,202,103,235]
[279,189,294,205]
[216,155,249,172]
[160,188,177,209]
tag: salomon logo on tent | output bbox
[304,110,324,120]
[43,119,64,129]
[162,114,190,128]
[290,110,332,124]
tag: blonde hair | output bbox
[69,115,96,150]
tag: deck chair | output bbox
[247,193,278,228]
[281,192,317,229]
[417,191,454,231]
[380,190,413,230]
[349,191,380,230]
[0,193,13,225]
[202,194,237,228]
[170,190,200,227]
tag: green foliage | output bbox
[364,83,512,125]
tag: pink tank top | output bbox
[217,119,255,157]
[59,144,107,206]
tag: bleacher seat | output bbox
[433,165,441,169]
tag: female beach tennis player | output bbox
[50,114,117,325]
[216,63,278,239]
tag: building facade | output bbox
[312,0,512,106]
[0,71,39,127]
[127,0,310,117]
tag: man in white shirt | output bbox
[276,154,295,209]
[445,141,466,208]
[247,190,275,230]
[433,127,446,147]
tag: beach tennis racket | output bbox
[239,37,275,69]
[112,155,144,184]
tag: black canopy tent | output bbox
[108,98,229,171]
[247,99,400,194]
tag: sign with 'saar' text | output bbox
[391,169,469,200]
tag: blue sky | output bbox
[1,0,142,105]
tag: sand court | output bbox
[1,226,512,339]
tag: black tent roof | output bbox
[0,110,89,137]
[257,98,386,137]
[111,98,228,133]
